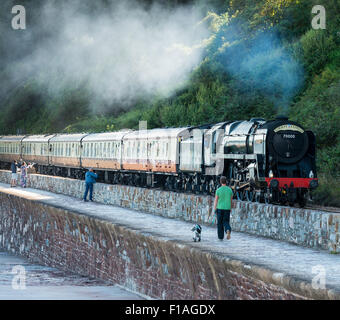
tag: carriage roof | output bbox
[123,127,189,140]
[82,131,132,142]
[0,135,26,142]
[49,133,89,143]
[22,134,56,143]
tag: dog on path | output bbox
[191,224,202,242]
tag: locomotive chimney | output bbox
[275,115,289,121]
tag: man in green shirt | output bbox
[213,176,233,241]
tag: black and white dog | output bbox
[191,224,202,242]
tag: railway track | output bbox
[304,205,340,213]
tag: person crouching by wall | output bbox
[83,168,98,202]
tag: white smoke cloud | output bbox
[11,0,209,112]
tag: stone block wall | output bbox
[2,190,333,300]
[1,170,339,253]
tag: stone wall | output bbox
[1,170,339,253]
[1,190,333,300]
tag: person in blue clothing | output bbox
[83,168,98,202]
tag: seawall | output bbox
[1,170,338,253]
[1,184,339,299]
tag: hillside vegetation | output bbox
[0,0,339,205]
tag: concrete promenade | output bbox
[1,170,338,253]
[0,182,339,299]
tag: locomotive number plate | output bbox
[283,134,296,139]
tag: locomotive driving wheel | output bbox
[245,190,255,202]
[208,178,216,196]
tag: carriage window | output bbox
[156,142,160,157]
[112,142,116,158]
[137,141,140,155]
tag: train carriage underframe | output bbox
[30,158,310,208]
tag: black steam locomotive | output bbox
[204,116,318,207]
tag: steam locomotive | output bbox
[0,116,318,207]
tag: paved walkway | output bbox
[1,183,339,294]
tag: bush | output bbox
[300,30,336,75]
[312,175,340,207]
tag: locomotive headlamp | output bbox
[309,180,318,189]
[309,170,314,178]
[270,179,279,189]
[269,170,274,178]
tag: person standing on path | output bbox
[10,160,20,187]
[213,176,233,241]
[83,168,98,202]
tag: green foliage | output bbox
[311,175,340,207]
[300,30,336,75]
